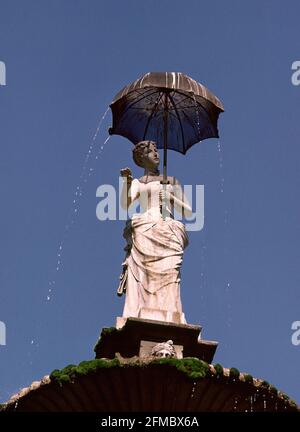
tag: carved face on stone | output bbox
[155,348,173,358]
[133,141,160,171]
[151,340,176,358]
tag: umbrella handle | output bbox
[160,180,170,218]
[162,92,168,220]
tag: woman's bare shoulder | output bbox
[138,175,161,183]
[138,175,181,185]
[171,176,182,186]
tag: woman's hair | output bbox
[132,140,157,167]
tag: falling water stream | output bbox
[192,96,232,333]
[28,107,111,361]
[216,137,234,344]
[217,140,225,194]
[193,96,208,326]
[46,108,110,303]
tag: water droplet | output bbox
[250,395,254,412]
[234,397,238,411]
[47,296,50,301]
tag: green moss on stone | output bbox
[244,374,253,384]
[94,327,120,352]
[50,369,63,380]
[269,385,278,395]
[213,363,224,376]
[58,374,72,384]
[281,393,298,407]
[101,327,118,336]
[50,357,211,386]
[48,356,296,410]
[229,367,240,379]
[152,357,210,380]
[50,358,120,385]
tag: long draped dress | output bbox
[120,179,188,324]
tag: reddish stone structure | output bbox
[1,318,298,412]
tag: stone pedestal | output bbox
[116,310,186,328]
[95,317,218,364]
[139,307,186,325]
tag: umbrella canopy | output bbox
[109,71,224,155]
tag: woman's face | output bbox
[142,143,160,170]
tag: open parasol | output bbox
[109,71,224,215]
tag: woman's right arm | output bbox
[120,168,139,209]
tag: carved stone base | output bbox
[116,309,186,329]
[116,308,186,330]
[138,307,186,325]
[95,317,218,364]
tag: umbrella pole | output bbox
[162,92,168,220]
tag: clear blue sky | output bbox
[0,0,299,404]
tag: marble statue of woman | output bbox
[118,140,192,325]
